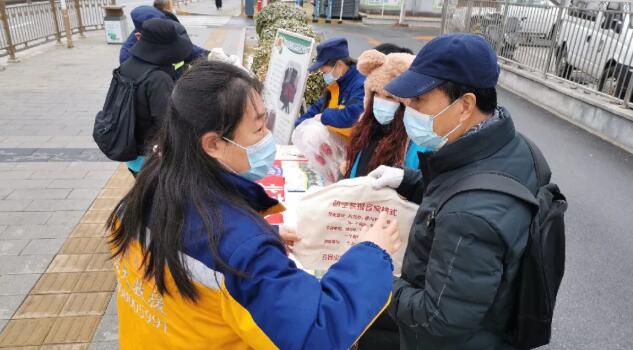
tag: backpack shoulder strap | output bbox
[111,66,158,85]
[135,67,160,85]
[435,172,539,217]
[518,133,551,187]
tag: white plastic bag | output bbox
[208,48,250,74]
[291,118,346,184]
[292,176,419,275]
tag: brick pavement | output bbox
[0,164,132,349]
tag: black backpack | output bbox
[433,135,567,349]
[93,67,156,162]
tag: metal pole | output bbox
[49,0,62,44]
[60,0,73,48]
[381,0,385,17]
[338,0,344,23]
[0,0,16,61]
[440,0,449,35]
[73,0,85,37]
[495,0,510,54]
[397,0,405,25]
[312,0,320,22]
[464,0,473,32]
[543,5,563,78]
[622,69,633,108]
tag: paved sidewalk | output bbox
[0,31,123,349]
[0,2,251,346]
[0,165,133,349]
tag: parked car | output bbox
[450,0,560,40]
[555,0,633,99]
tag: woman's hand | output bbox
[339,160,349,177]
[359,212,401,255]
[279,225,301,254]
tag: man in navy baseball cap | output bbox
[385,33,500,98]
[369,33,556,350]
[380,33,501,152]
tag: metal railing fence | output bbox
[0,0,111,59]
[441,0,633,108]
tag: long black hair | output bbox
[107,61,269,302]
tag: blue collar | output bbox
[337,64,360,86]
[223,172,280,213]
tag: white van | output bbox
[555,0,633,99]
[450,0,560,39]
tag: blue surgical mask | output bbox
[223,132,277,181]
[373,97,400,125]
[323,71,336,85]
[403,99,461,151]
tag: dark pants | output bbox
[215,0,222,9]
[358,311,400,350]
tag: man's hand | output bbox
[368,165,404,190]
[314,114,322,123]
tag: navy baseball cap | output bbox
[385,33,500,98]
[309,37,349,72]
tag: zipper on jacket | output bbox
[426,210,436,230]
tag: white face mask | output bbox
[403,98,462,151]
[322,63,339,85]
[372,97,400,125]
[223,132,277,181]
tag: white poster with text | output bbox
[263,29,315,145]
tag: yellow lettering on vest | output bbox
[116,257,170,335]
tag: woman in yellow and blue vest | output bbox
[294,37,366,137]
[107,60,401,350]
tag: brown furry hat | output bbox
[357,49,414,105]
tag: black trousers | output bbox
[357,311,400,350]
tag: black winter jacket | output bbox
[390,108,543,350]
[119,56,175,154]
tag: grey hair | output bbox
[153,0,170,10]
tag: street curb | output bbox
[311,18,350,24]
[499,63,633,155]
[176,9,219,16]
[361,15,440,28]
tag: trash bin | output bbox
[103,5,128,44]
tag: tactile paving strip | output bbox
[0,164,133,347]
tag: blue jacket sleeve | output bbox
[295,96,324,127]
[320,81,365,128]
[222,234,394,350]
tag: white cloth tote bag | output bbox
[293,176,419,275]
